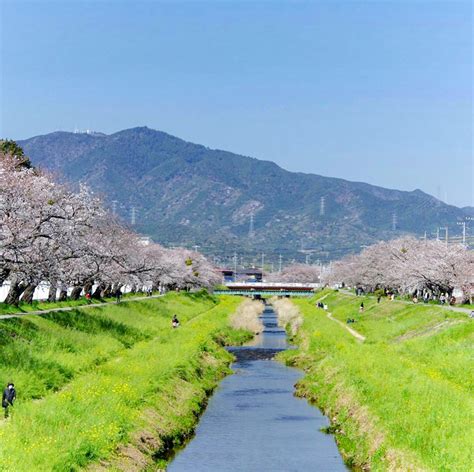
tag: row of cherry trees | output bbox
[325,237,473,302]
[0,143,220,305]
[266,263,321,283]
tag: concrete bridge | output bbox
[214,282,319,298]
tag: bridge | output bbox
[214,282,319,298]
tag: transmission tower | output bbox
[248,213,255,238]
[131,206,137,225]
[391,212,397,231]
[320,196,326,216]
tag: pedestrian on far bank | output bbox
[115,288,122,304]
[2,383,16,419]
[377,296,381,304]
[359,302,364,313]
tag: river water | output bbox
[168,304,347,472]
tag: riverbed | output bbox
[168,304,346,471]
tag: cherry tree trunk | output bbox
[5,280,27,306]
[83,281,93,296]
[103,284,113,298]
[70,286,83,300]
[58,288,68,301]
[92,284,105,299]
[21,283,38,304]
[47,281,57,302]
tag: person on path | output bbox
[377,296,382,303]
[2,383,16,418]
[359,302,364,313]
[115,288,122,304]
[85,291,92,304]
[172,314,180,328]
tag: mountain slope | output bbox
[18,127,470,262]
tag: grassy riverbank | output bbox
[279,290,473,471]
[0,292,249,471]
[0,292,148,316]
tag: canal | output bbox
[168,303,347,471]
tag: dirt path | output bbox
[0,295,164,320]
[326,311,366,342]
[313,292,366,341]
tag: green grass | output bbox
[0,291,151,315]
[279,291,474,471]
[0,292,248,471]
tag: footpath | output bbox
[314,292,366,342]
[0,294,163,320]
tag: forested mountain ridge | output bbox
[18,127,470,262]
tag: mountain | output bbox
[18,127,471,263]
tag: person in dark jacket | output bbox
[2,383,16,418]
[172,314,180,328]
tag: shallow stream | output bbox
[168,304,346,471]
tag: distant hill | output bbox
[18,127,471,263]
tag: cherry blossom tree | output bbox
[0,143,220,305]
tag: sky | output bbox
[1,0,472,207]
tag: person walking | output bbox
[115,288,122,304]
[2,383,16,418]
[359,302,364,313]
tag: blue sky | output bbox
[1,0,472,207]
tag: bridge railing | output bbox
[214,290,314,297]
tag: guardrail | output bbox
[214,290,314,297]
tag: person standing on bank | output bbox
[2,383,16,418]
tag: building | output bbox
[221,268,263,283]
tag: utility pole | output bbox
[391,212,397,231]
[278,254,283,273]
[233,252,238,279]
[436,228,440,241]
[457,221,467,245]
[192,245,200,253]
[439,227,448,246]
[130,206,137,225]
[305,254,310,265]
[261,253,265,270]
